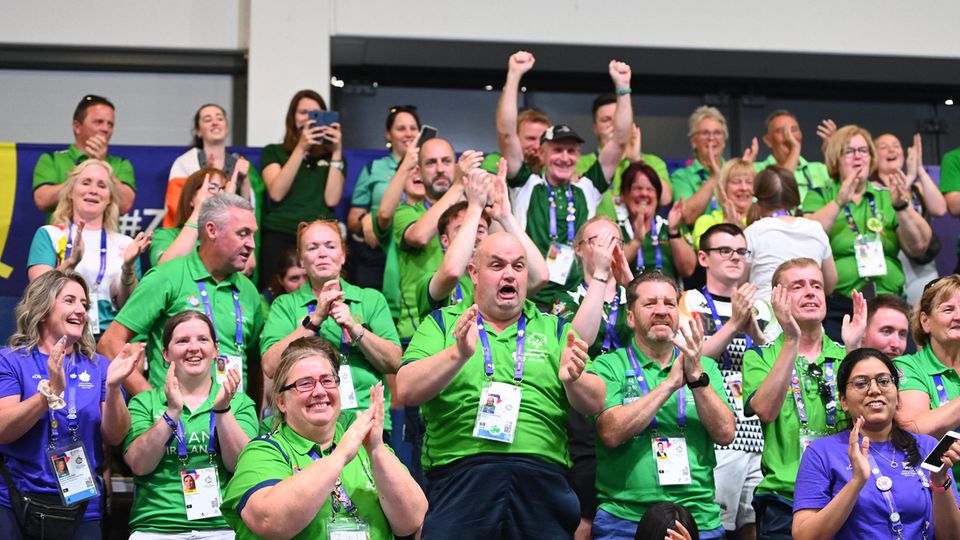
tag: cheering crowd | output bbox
[5,50,960,540]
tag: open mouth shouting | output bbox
[497,282,519,302]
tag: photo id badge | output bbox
[182,467,222,521]
[47,441,99,506]
[854,234,886,278]
[726,372,751,421]
[338,365,359,410]
[799,431,818,455]
[473,382,522,443]
[547,243,575,285]
[216,354,244,394]
[328,515,370,540]
[87,291,100,335]
[652,437,691,485]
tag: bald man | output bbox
[398,232,606,539]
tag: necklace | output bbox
[870,443,899,469]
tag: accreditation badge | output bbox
[87,291,100,335]
[546,243,575,285]
[854,234,886,278]
[47,441,99,505]
[338,364,359,410]
[182,467,222,521]
[652,436,691,485]
[328,515,370,540]
[217,354,244,394]
[726,372,751,421]
[799,428,819,455]
[473,381,521,443]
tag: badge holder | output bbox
[47,438,99,506]
[854,233,887,278]
[473,380,522,443]
[181,467,222,521]
[338,363,359,410]
[327,480,370,540]
[87,292,100,335]
[216,354,244,394]
[651,431,691,486]
[547,243,575,285]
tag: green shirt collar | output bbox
[759,154,811,169]
[158,381,221,415]
[771,331,846,365]
[278,421,343,458]
[912,344,953,376]
[628,337,678,372]
[186,250,240,288]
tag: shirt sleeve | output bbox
[259,145,284,169]
[122,391,158,453]
[742,346,773,417]
[259,294,300,357]
[223,439,295,518]
[593,353,623,414]
[401,310,445,367]
[893,355,932,395]
[939,149,960,193]
[792,440,833,511]
[32,152,58,189]
[802,181,832,214]
[350,162,375,208]
[0,352,23,399]
[365,290,400,346]
[232,393,261,439]
[392,205,420,252]
[114,158,137,190]
[27,227,58,269]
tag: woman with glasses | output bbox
[346,105,420,294]
[123,310,258,538]
[0,271,139,539]
[691,158,756,250]
[27,160,151,336]
[804,125,931,341]
[744,165,838,302]
[259,220,401,432]
[222,336,426,539]
[150,167,227,267]
[895,276,960,472]
[602,161,695,281]
[259,90,346,289]
[792,348,960,539]
[671,106,730,226]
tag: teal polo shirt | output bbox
[259,280,399,430]
[671,159,723,206]
[114,250,264,390]
[351,154,399,210]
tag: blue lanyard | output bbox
[625,345,685,430]
[33,349,80,446]
[174,410,217,463]
[583,282,622,353]
[799,167,815,192]
[547,184,576,244]
[701,289,752,370]
[637,219,664,272]
[306,303,351,361]
[843,192,878,235]
[476,313,526,382]
[196,281,244,353]
[932,374,949,407]
[696,168,719,212]
[791,359,836,426]
[65,222,108,286]
[770,209,790,218]
[439,245,465,304]
[865,451,930,540]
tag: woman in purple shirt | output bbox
[793,348,960,539]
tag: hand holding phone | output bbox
[416,125,438,148]
[921,430,960,473]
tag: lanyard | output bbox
[65,222,108,286]
[306,303,351,362]
[843,192,878,235]
[791,359,836,426]
[547,184,576,244]
[33,350,80,446]
[307,444,373,517]
[770,209,790,218]
[932,374,950,407]
[638,218,664,272]
[696,168,719,213]
[626,345,685,430]
[196,281,244,353]
[701,289,752,370]
[583,282,621,353]
[439,245,465,304]
[174,411,217,466]
[799,167,815,192]
[476,313,526,382]
[865,452,930,540]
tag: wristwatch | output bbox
[687,372,710,389]
[302,315,320,333]
[931,476,953,493]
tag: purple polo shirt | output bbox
[794,430,956,539]
[0,347,109,520]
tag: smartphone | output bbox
[307,110,339,128]
[921,430,960,473]
[416,125,438,148]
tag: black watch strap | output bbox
[302,315,320,333]
[687,372,710,389]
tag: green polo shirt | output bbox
[259,280,398,430]
[671,159,723,208]
[550,284,631,360]
[148,227,194,268]
[259,144,342,235]
[754,155,830,205]
[114,250,264,390]
[123,383,258,533]
[578,150,672,221]
[743,332,847,500]
[392,201,443,340]
[415,273,474,320]
[593,339,728,527]
[938,147,960,257]
[802,181,904,296]
[402,300,583,471]
[222,422,392,540]
[32,144,136,221]
[895,344,960,478]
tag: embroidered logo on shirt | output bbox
[187,295,201,308]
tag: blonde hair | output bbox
[719,158,754,190]
[271,336,340,428]
[9,270,96,360]
[51,160,120,232]
[824,125,877,181]
[687,106,728,139]
[913,276,960,348]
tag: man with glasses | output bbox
[753,110,831,204]
[592,271,735,539]
[33,94,137,217]
[743,257,866,539]
[398,231,605,539]
[679,223,779,540]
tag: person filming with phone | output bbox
[258,90,345,289]
[792,347,960,540]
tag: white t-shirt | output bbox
[743,216,832,302]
